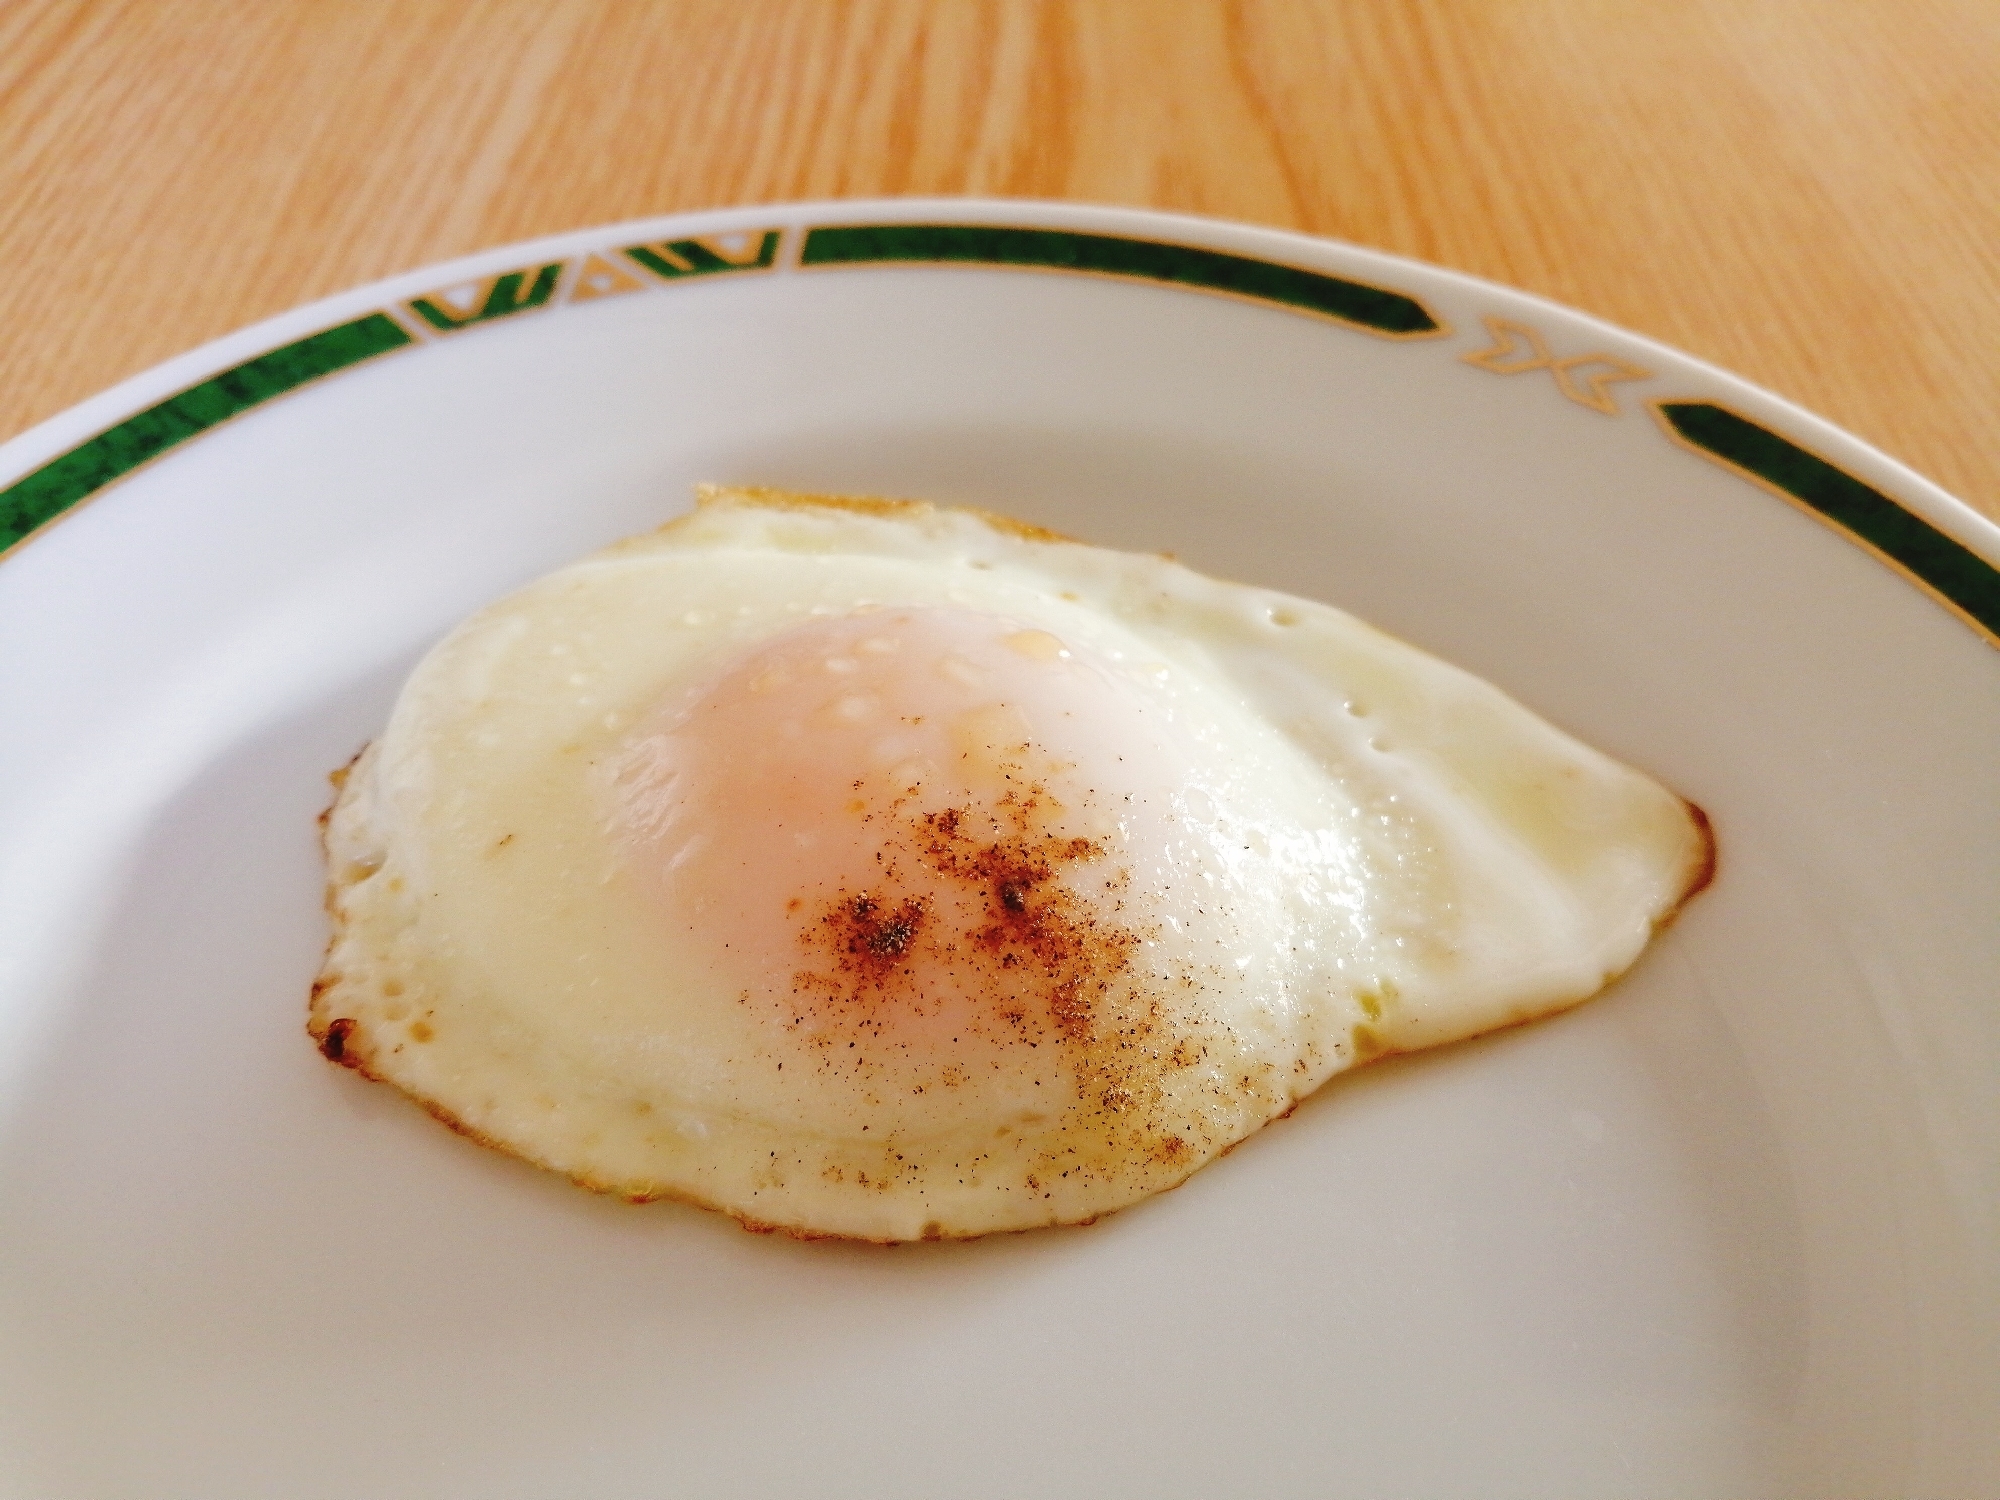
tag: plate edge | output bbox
[1,197,1994,651]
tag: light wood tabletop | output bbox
[3,0,1998,522]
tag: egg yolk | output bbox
[609,607,1194,1108]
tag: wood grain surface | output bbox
[3,0,1997,520]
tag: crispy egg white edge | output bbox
[308,489,1713,1243]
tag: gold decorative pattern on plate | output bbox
[567,252,649,303]
[622,230,783,282]
[405,263,568,334]
[1462,316,1652,415]
[5,213,1993,661]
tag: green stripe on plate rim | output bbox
[625,230,780,280]
[801,223,1444,338]
[0,226,1992,655]
[0,313,413,552]
[1656,401,2000,641]
[410,264,564,332]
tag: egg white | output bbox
[310,488,1710,1241]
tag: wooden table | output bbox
[4,0,1997,522]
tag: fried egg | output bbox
[310,487,1712,1241]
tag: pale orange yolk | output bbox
[608,607,1189,1091]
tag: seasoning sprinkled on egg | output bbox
[309,487,1712,1242]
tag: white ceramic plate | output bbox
[2,200,1995,1498]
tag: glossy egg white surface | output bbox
[313,489,1706,1240]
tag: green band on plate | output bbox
[625,231,780,280]
[1658,401,2000,638]
[409,265,564,332]
[0,312,415,552]
[800,224,1442,337]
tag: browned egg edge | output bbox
[308,747,1231,1246]
[673,483,1079,547]
[303,494,1719,1247]
[1343,796,1714,1068]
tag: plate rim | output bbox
[2,196,1997,648]
[2,197,1995,1492]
